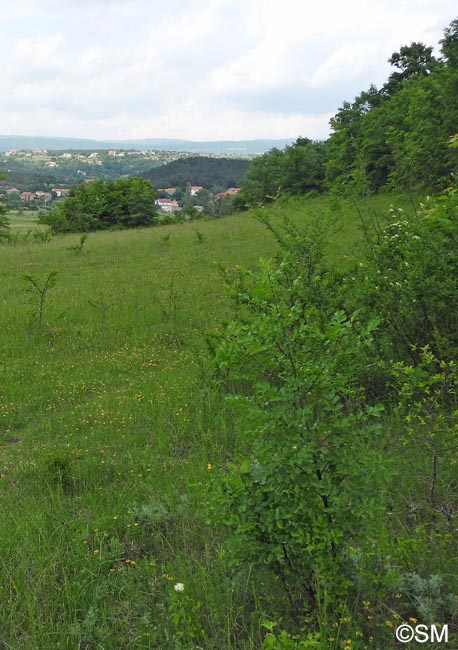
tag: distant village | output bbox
[0,148,244,214]
[154,185,241,214]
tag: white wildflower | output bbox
[174,583,185,592]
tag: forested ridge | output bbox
[142,156,251,191]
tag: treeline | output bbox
[41,178,158,233]
[237,17,458,206]
[234,137,327,207]
[327,18,458,193]
[142,156,250,191]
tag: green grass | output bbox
[7,209,49,233]
[0,193,418,649]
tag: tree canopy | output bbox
[42,177,158,233]
[236,16,458,202]
[142,156,250,192]
[235,138,327,207]
[324,17,458,194]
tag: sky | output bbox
[0,0,457,142]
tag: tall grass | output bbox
[0,194,417,648]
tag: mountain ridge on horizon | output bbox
[0,134,296,154]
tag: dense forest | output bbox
[236,17,458,207]
[142,156,251,192]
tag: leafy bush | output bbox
[42,177,158,233]
[356,187,458,362]
[210,220,388,620]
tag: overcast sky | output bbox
[0,0,456,142]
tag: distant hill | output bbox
[0,135,294,155]
[143,156,251,191]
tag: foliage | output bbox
[66,233,88,255]
[23,270,58,333]
[236,139,327,207]
[210,220,387,619]
[236,147,286,205]
[41,177,158,233]
[325,17,458,194]
[383,42,438,96]
[440,17,458,67]
[143,155,250,192]
[354,186,458,362]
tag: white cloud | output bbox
[309,42,382,87]
[0,0,456,140]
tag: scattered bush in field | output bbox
[67,233,88,255]
[168,580,206,647]
[42,451,74,494]
[88,295,115,329]
[156,270,181,327]
[0,214,10,240]
[34,229,52,243]
[194,229,205,244]
[23,270,58,334]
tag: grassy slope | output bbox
[7,210,48,233]
[0,193,416,649]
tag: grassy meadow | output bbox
[0,193,418,649]
[7,209,48,234]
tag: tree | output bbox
[281,138,327,195]
[383,42,438,95]
[42,177,158,233]
[440,17,458,68]
[238,147,285,205]
[325,22,458,194]
[237,140,327,206]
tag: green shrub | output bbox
[210,220,388,622]
[356,186,458,362]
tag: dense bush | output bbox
[210,220,388,632]
[351,186,458,363]
[41,177,158,233]
[209,184,458,643]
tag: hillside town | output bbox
[0,148,245,216]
